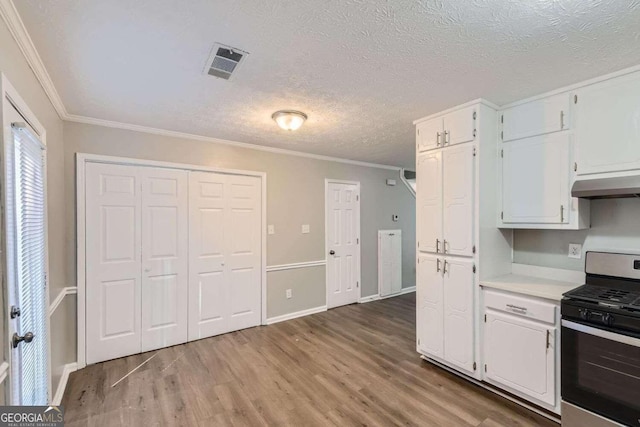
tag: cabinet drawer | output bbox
[501,93,570,142]
[483,289,556,324]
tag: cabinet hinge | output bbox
[500,149,503,158]
[473,111,477,120]
[472,146,477,156]
[356,195,359,201]
[484,314,487,322]
[574,94,578,104]
[473,362,477,371]
[501,211,504,220]
[473,129,477,139]
[484,364,487,372]
[501,131,503,140]
[418,339,421,345]
[500,115,503,124]
[357,281,359,288]
[417,241,420,248]
[472,245,476,254]
[357,238,359,244]
[417,129,420,136]
[472,264,476,274]
[574,162,578,172]
[417,257,420,264]
[560,205,564,223]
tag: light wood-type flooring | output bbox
[62,293,557,426]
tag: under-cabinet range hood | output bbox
[571,175,640,199]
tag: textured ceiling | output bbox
[14,0,640,168]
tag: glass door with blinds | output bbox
[3,101,49,405]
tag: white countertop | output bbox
[481,274,582,302]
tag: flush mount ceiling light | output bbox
[272,110,307,131]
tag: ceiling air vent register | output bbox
[204,43,249,80]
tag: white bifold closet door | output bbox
[188,172,261,341]
[86,164,188,364]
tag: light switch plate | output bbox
[302,224,310,234]
[268,225,275,235]
[568,243,582,259]
[286,289,292,299]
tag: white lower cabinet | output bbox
[417,254,475,375]
[482,289,559,413]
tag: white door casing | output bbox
[326,180,360,309]
[188,172,261,341]
[378,230,402,297]
[86,163,142,364]
[442,144,474,256]
[417,254,444,359]
[417,151,442,254]
[140,168,189,352]
[443,258,475,373]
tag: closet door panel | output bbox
[141,168,189,352]
[86,163,142,364]
[188,172,229,340]
[226,175,262,331]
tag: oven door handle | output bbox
[562,319,640,347]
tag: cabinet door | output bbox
[502,133,570,224]
[443,258,475,373]
[502,94,570,142]
[443,106,475,146]
[484,311,556,406]
[417,151,442,253]
[417,117,443,152]
[443,145,474,256]
[575,72,640,175]
[417,254,444,358]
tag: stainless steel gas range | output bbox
[561,252,640,427]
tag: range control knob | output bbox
[578,308,589,320]
[602,313,614,326]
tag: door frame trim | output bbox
[76,153,267,369]
[324,179,361,309]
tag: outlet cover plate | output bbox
[268,225,275,235]
[568,243,582,259]
[302,224,310,234]
[286,289,292,299]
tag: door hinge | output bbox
[574,162,578,172]
[574,94,578,104]
[472,264,476,274]
[473,362,477,371]
[500,115,504,124]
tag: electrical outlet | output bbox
[268,225,275,235]
[302,224,310,234]
[568,243,582,259]
[286,289,292,299]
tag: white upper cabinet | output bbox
[417,151,442,253]
[575,71,640,176]
[502,133,570,225]
[417,117,443,152]
[443,144,474,255]
[443,106,476,146]
[501,93,571,142]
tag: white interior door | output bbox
[140,168,189,352]
[484,311,556,406]
[4,114,49,405]
[416,151,442,254]
[443,258,475,373]
[443,145,474,256]
[188,172,261,341]
[86,163,142,364]
[326,181,360,309]
[417,254,443,358]
[378,230,402,297]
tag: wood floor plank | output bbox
[63,293,557,426]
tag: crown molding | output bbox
[1,0,402,170]
[65,113,402,170]
[0,0,68,119]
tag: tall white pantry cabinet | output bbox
[414,100,512,379]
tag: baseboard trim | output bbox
[48,287,78,317]
[51,362,78,406]
[265,305,327,325]
[360,286,416,304]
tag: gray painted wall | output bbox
[514,198,640,271]
[0,17,72,397]
[63,122,417,320]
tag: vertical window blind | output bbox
[9,123,48,405]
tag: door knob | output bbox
[329,250,335,255]
[12,332,34,348]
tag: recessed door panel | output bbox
[443,145,474,256]
[443,258,474,373]
[86,163,142,364]
[417,254,443,358]
[417,151,442,254]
